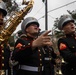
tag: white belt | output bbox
[20,65,44,71]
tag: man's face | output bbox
[25,23,40,35]
[63,22,76,34]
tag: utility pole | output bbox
[45,0,48,30]
[42,0,48,30]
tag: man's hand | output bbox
[32,30,52,48]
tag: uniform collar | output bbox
[20,34,34,40]
[66,33,76,38]
[27,35,34,40]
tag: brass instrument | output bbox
[0,0,34,75]
[0,0,34,42]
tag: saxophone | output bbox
[0,0,34,42]
[0,0,34,75]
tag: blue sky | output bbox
[14,0,76,33]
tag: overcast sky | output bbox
[14,0,76,33]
